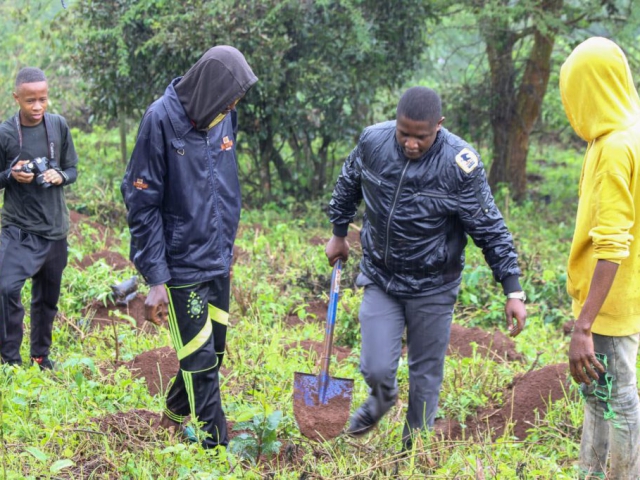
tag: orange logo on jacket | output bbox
[221,136,234,151]
[133,178,149,190]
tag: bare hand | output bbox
[325,235,349,266]
[145,284,169,326]
[504,298,526,337]
[569,325,604,385]
[11,160,34,183]
[42,168,64,186]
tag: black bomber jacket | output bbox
[329,121,522,297]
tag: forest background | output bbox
[0,0,639,478]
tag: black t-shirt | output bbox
[20,122,49,161]
[0,113,78,240]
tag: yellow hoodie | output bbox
[560,37,640,336]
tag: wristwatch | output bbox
[507,291,526,302]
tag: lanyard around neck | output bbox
[13,112,55,161]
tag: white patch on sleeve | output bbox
[455,148,479,173]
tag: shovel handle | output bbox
[319,259,342,397]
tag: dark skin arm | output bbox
[569,259,619,385]
[145,284,169,326]
[325,235,350,266]
[505,299,526,338]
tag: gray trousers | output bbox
[356,274,458,444]
[579,333,640,479]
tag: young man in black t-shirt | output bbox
[0,67,78,369]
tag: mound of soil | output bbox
[435,363,574,441]
[293,374,353,442]
[447,324,523,362]
[125,346,179,397]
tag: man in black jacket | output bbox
[0,67,78,369]
[122,46,257,449]
[325,86,526,449]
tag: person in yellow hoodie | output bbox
[560,37,640,479]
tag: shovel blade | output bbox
[293,372,354,442]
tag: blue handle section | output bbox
[326,259,342,334]
[318,259,342,401]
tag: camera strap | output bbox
[10,112,56,169]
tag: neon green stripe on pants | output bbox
[209,304,229,325]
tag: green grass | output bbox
[0,138,593,478]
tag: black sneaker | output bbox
[345,405,378,437]
[31,356,55,371]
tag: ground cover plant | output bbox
[0,132,599,479]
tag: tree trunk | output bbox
[485,23,516,193]
[486,0,563,201]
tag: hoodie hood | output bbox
[175,45,258,131]
[559,37,640,142]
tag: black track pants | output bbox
[0,226,67,365]
[162,276,230,448]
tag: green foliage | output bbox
[63,0,438,204]
[230,410,283,465]
[1,135,586,477]
[0,1,82,122]
[0,2,620,476]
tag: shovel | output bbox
[293,259,354,442]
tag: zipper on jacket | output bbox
[204,131,228,271]
[362,166,385,186]
[384,159,411,290]
[414,191,448,199]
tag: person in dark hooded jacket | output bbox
[326,86,526,450]
[122,46,257,449]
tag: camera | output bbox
[20,157,52,188]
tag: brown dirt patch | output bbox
[74,250,132,271]
[125,346,179,397]
[67,409,161,478]
[69,210,117,249]
[118,346,231,397]
[284,299,328,328]
[91,408,160,439]
[435,363,574,441]
[447,324,523,362]
[293,373,353,442]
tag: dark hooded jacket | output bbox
[329,121,521,297]
[121,46,257,286]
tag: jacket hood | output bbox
[559,37,640,142]
[175,45,258,131]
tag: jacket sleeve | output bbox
[589,144,635,262]
[457,165,522,293]
[121,110,171,286]
[328,137,364,237]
